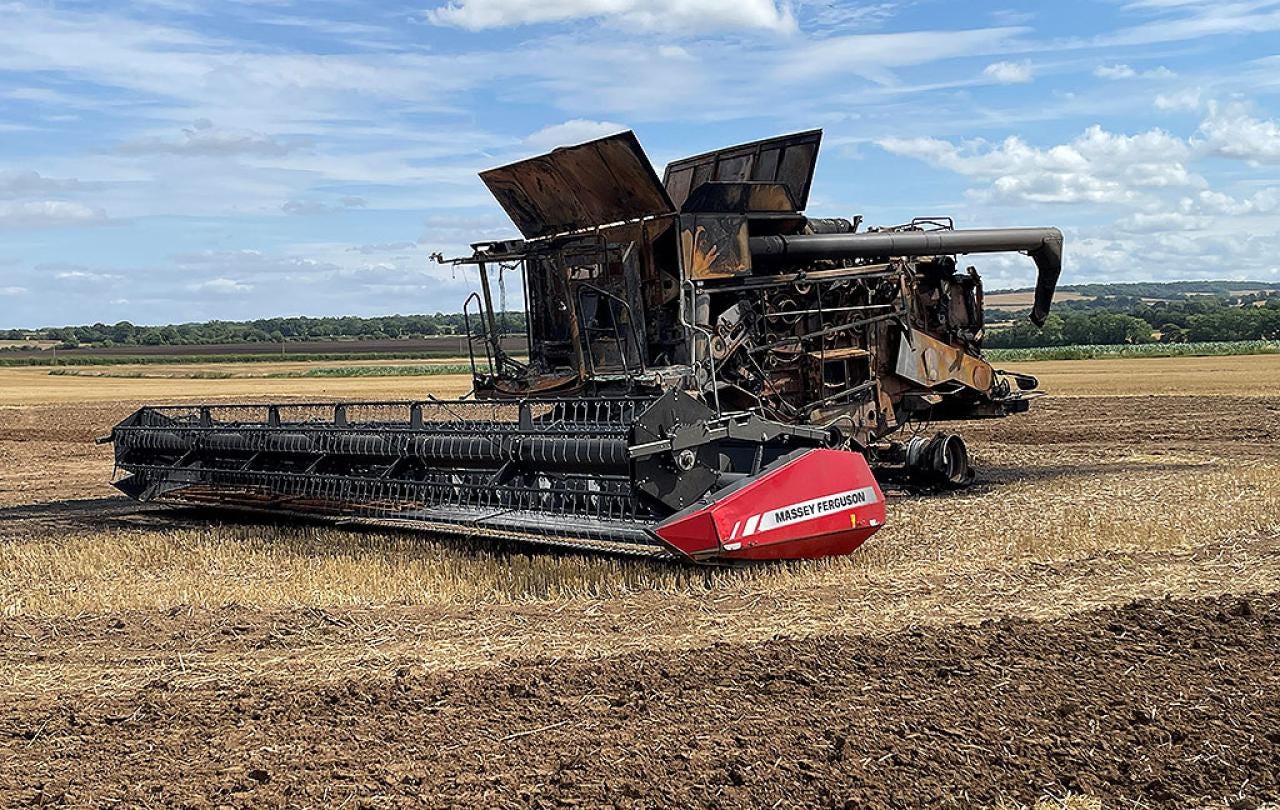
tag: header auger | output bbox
[108,128,1063,562]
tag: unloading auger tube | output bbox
[749,227,1064,325]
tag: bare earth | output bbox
[1,355,1278,808]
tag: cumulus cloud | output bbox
[878,124,1201,205]
[426,0,798,33]
[1182,188,1280,216]
[1114,210,1210,233]
[191,277,254,294]
[982,60,1033,84]
[1155,88,1202,111]
[0,170,86,199]
[41,265,126,283]
[348,242,419,255]
[1196,102,1280,165]
[118,120,308,158]
[0,200,110,229]
[525,119,627,150]
[1093,63,1176,80]
[280,196,368,215]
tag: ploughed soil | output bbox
[3,593,1278,808]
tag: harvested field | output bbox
[0,335,525,360]
[984,289,1091,309]
[0,362,476,407]
[1,354,1278,807]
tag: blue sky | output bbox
[1,0,1278,328]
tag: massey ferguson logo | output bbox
[772,490,869,523]
[728,486,879,542]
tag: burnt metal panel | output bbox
[895,328,994,392]
[480,131,676,240]
[663,130,822,212]
[679,214,751,279]
[681,181,798,214]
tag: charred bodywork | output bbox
[109,129,1063,562]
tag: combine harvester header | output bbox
[108,129,1062,563]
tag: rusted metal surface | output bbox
[480,131,675,240]
[663,130,822,212]
[894,328,995,392]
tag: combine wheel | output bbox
[905,433,974,488]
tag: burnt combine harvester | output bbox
[108,130,1063,563]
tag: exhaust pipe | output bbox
[749,227,1064,326]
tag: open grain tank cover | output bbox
[663,129,822,213]
[480,130,676,239]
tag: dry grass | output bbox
[0,363,475,405]
[3,353,1279,697]
[4,454,1276,617]
[2,350,1277,405]
[984,290,1091,310]
[1015,352,1280,397]
[5,462,1277,697]
[4,492,1278,700]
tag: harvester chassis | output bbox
[107,127,1062,563]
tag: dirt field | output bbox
[2,355,1279,807]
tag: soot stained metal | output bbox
[107,129,1064,563]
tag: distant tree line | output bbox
[1,312,528,349]
[987,294,1280,348]
[996,280,1279,299]
[5,283,1279,351]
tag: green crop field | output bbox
[985,339,1280,362]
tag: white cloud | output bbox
[118,120,309,158]
[1096,63,1137,79]
[1196,102,1280,165]
[49,267,126,283]
[982,60,1033,84]
[1114,210,1209,233]
[280,196,368,216]
[426,0,798,33]
[1094,2,1280,47]
[525,119,627,150]
[0,200,110,229]
[1094,63,1176,79]
[878,124,1201,205]
[348,242,419,255]
[802,1,902,31]
[0,286,26,296]
[0,170,86,199]
[776,26,1027,83]
[1155,88,1202,111]
[1182,188,1280,216]
[191,277,254,294]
